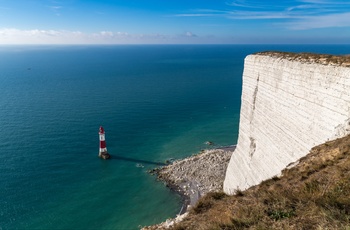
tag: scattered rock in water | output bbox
[205,141,214,145]
[136,163,144,168]
[164,158,175,165]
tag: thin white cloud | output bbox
[175,0,350,30]
[226,1,276,9]
[174,13,218,17]
[228,11,294,19]
[0,28,208,44]
[194,9,229,13]
[297,0,350,4]
[184,31,197,37]
[47,2,63,16]
[173,8,229,17]
[0,28,87,44]
[285,12,350,30]
[297,0,329,3]
[50,6,62,10]
[286,4,316,12]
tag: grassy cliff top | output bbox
[255,51,350,67]
[167,134,350,230]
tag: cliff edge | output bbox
[224,52,350,194]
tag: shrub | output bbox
[234,189,244,197]
[191,198,213,214]
[208,192,227,200]
[267,209,295,221]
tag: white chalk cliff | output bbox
[224,52,350,195]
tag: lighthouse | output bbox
[99,126,110,159]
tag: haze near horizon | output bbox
[0,0,349,44]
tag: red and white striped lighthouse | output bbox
[99,126,110,159]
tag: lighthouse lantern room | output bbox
[99,126,110,159]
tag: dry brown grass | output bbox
[168,135,350,230]
[255,51,350,67]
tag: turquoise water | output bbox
[1,45,350,229]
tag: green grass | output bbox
[255,51,350,67]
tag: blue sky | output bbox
[0,0,349,44]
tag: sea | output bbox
[1,44,350,230]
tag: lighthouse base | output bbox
[99,152,111,160]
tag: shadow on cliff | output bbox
[111,155,167,166]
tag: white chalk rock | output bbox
[224,53,350,194]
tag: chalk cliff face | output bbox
[224,52,350,195]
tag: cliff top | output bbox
[255,51,350,67]
[164,134,350,229]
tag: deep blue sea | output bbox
[1,45,350,230]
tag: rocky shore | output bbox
[144,146,235,229]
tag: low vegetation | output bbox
[168,135,350,229]
[256,51,350,67]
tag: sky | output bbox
[0,0,350,44]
